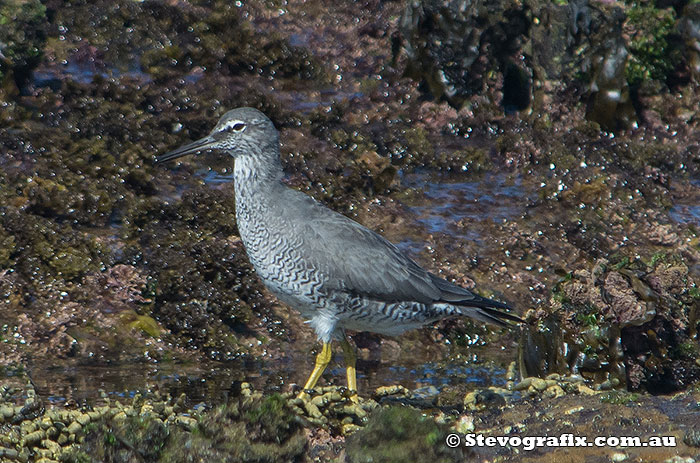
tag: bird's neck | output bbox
[234,153,283,182]
[233,155,285,253]
[233,154,284,204]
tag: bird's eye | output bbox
[231,123,246,132]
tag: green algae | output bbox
[345,406,464,463]
[82,415,170,462]
[120,311,162,338]
[625,5,681,87]
[159,394,307,462]
[244,394,299,443]
[122,187,268,359]
[575,306,601,328]
[403,126,434,161]
[0,207,108,281]
[0,0,47,90]
[0,224,16,268]
[599,390,640,405]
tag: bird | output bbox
[156,107,521,401]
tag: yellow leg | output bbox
[340,337,359,402]
[298,342,332,400]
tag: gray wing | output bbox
[305,211,441,304]
[285,191,511,312]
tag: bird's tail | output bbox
[452,294,523,328]
[428,274,522,327]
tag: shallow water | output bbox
[33,60,151,90]
[16,343,512,407]
[670,179,700,227]
[397,169,530,252]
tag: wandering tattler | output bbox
[157,107,521,401]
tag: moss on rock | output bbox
[345,406,465,463]
[160,394,307,462]
[0,0,47,91]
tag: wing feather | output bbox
[281,191,512,318]
[268,189,519,326]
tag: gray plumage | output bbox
[157,107,519,344]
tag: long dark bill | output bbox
[155,135,216,164]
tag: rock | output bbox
[66,421,82,435]
[374,385,410,397]
[679,3,700,83]
[453,414,475,434]
[463,388,506,411]
[513,377,533,391]
[0,0,48,92]
[397,0,530,109]
[530,378,548,391]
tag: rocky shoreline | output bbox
[1,0,698,461]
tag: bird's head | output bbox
[156,107,279,164]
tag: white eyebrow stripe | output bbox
[222,119,246,131]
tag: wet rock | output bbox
[523,255,699,393]
[159,394,307,462]
[463,388,507,411]
[0,207,108,281]
[397,0,530,109]
[0,0,47,94]
[602,271,656,328]
[291,385,378,430]
[122,187,275,360]
[585,27,636,131]
[345,406,466,463]
[625,5,683,89]
[684,429,700,448]
[679,3,700,83]
[45,0,324,85]
[526,0,589,83]
[356,150,398,192]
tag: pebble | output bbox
[303,401,323,419]
[453,414,475,434]
[174,415,198,431]
[23,430,45,446]
[684,429,700,447]
[67,421,82,435]
[374,385,410,397]
[0,448,19,459]
[530,378,548,391]
[513,377,533,391]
